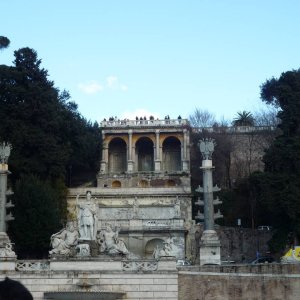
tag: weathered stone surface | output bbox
[0,260,179,300]
[178,264,300,300]
[199,230,221,266]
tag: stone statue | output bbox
[152,245,161,259]
[49,221,79,256]
[152,237,178,259]
[97,225,129,256]
[77,191,97,240]
[0,242,16,258]
[0,142,12,164]
[75,243,90,257]
[198,138,216,160]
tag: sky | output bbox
[1,0,300,123]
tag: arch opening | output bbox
[162,137,181,172]
[135,137,154,172]
[108,138,127,173]
[112,180,121,188]
[144,238,164,258]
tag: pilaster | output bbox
[154,129,161,172]
[127,130,134,173]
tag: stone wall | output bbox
[0,271,178,300]
[2,259,300,299]
[0,259,178,300]
[178,264,300,300]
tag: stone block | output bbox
[166,284,178,291]
[126,291,154,298]
[139,283,167,291]
[126,278,154,285]
[50,259,122,271]
[200,230,221,266]
[153,278,178,285]
[157,259,177,271]
[0,259,16,271]
[153,291,178,298]
[100,278,126,285]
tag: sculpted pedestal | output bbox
[0,232,16,260]
[199,230,221,266]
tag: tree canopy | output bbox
[0,36,10,50]
[9,176,64,258]
[1,46,101,257]
[251,69,300,251]
[0,47,101,183]
[232,111,255,126]
[189,108,216,127]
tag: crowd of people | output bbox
[102,115,182,122]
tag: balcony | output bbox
[100,118,188,128]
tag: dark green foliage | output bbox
[8,176,63,258]
[267,229,289,253]
[261,70,300,135]
[232,111,255,126]
[1,47,101,257]
[252,69,300,251]
[216,178,266,229]
[0,36,10,49]
[0,47,102,183]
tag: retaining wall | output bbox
[178,264,300,300]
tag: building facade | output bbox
[67,118,193,259]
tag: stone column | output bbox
[196,138,222,266]
[201,160,216,230]
[182,129,189,171]
[100,132,108,174]
[0,165,8,233]
[0,142,16,260]
[100,145,108,173]
[154,129,161,172]
[127,130,134,173]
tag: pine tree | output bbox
[251,69,300,251]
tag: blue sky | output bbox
[1,1,300,123]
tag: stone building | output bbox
[2,121,300,300]
[67,118,193,259]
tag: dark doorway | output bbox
[136,137,154,172]
[108,138,127,173]
[163,137,181,172]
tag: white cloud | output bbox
[78,76,128,94]
[106,76,118,88]
[120,84,128,91]
[78,81,103,94]
[121,109,161,120]
[105,75,128,92]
